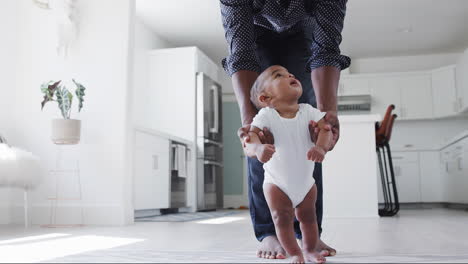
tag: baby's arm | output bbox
[307,118,333,162]
[245,126,276,163]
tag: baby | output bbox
[245,65,333,264]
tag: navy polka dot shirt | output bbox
[220,0,351,76]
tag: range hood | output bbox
[337,95,371,111]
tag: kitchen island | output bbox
[322,114,381,218]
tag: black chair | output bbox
[375,106,399,217]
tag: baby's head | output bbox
[250,65,303,109]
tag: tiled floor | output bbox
[1,208,468,263]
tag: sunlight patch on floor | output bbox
[196,216,245,225]
[0,233,70,245]
[0,234,144,262]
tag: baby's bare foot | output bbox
[303,251,326,263]
[317,239,337,257]
[256,236,286,259]
[290,254,305,264]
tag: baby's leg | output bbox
[264,183,304,263]
[295,184,326,263]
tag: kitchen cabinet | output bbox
[391,151,421,203]
[440,137,468,204]
[462,138,468,203]
[147,47,219,142]
[134,131,171,210]
[431,65,457,118]
[338,77,370,96]
[148,47,224,212]
[370,76,402,117]
[399,74,433,119]
[419,152,443,202]
[369,73,433,120]
[455,48,468,113]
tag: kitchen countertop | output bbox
[338,114,381,123]
[135,126,195,147]
[392,130,468,152]
[437,129,468,150]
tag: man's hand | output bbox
[238,125,274,150]
[255,144,276,163]
[309,111,340,151]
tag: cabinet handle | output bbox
[394,165,401,176]
[459,98,464,109]
[392,156,404,160]
[458,157,463,171]
[453,101,458,112]
[153,155,159,170]
[445,161,448,173]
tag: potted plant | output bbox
[40,79,86,145]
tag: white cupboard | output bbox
[399,74,433,120]
[391,152,421,203]
[338,77,370,96]
[456,48,468,113]
[134,131,171,210]
[440,137,468,204]
[419,152,443,202]
[147,47,219,142]
[370,76,402,117]
[369,73,433,120]
[431,65,457,118]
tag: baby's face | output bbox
[261,66,303,103]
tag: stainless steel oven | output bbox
[196,72,223,211]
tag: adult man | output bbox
[219,0,350,259]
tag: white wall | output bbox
[4,0,134,226]
[349,53,460,74]
[0,0,19,225]
[133,18,173,127]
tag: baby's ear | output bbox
[259,93,270,104]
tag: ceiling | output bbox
[136,0,468,66]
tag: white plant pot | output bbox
[51,119,81,145]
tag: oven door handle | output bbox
[203,160,223,167]
[204,139,223,148]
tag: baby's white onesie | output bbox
[251,103,326,207]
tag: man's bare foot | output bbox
[303,250,326,263]
[317,239,336,257]
[257,236,286,259]
[291,254,305,264]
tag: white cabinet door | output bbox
[134,131,171,210]
[455,48,468,112]
[339,77,370,96]
[439,149,450,202]
[392,152,421,203]
[443,143,464,203]
[461,138,468,203]
[431,66,457,118]
[419,151,443,202]
[370,76,402,117]
[399,74,433,120]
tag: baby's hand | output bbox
[307,146,326,163]
[256,144,276,163]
